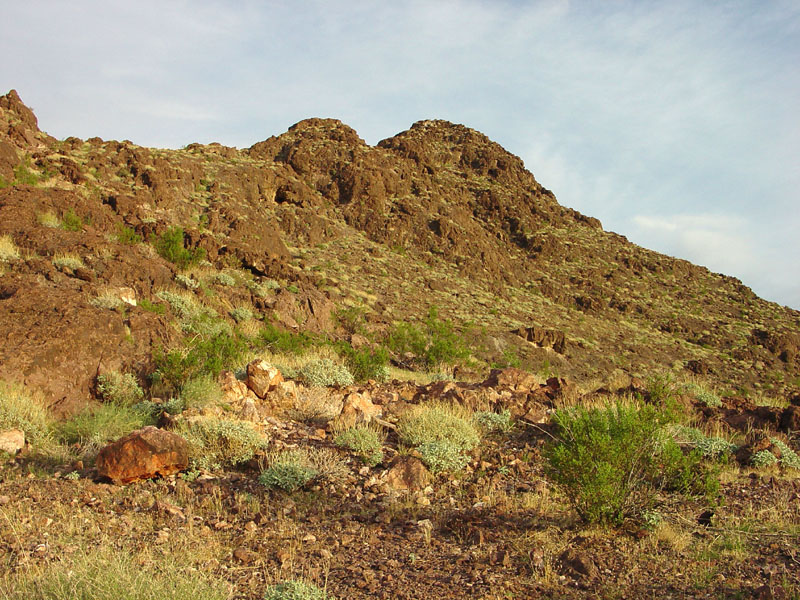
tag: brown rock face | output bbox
[513,326,566,354]
[96,426,189,484]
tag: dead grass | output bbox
[0,236,20,262]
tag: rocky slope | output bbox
[0,89,798,413]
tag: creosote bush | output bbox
[387,307,470,368]
[334,426,384,466]
[544,400,718,525]
[152,226,206,269]
[177,417,267,470]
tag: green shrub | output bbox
[263,580,334,600]
[13,162,39,186]
[96,372,144,406]
[131,398,184,420]
[418,440,470,473]
[230,306,254,323]
[474,410,514,434]
[175,273,199,290]
[751,449,778,468]
[115,223,142,245]
[753,438,800,470]
[397,403,480,451]
[0,381,53,444]
[387,307,469,368]
[339,344,389,382]
[669,425,736,459]
[139,298,166,314]
[334,426,383,466]
[58,403,150,452]
[153,226,206,269]
[259,449,319,492]
[300,359,354,388]
[681,382,722,407]
[646,373,677,405]
[178,417,267,471]
[61,209,84,232]
[214,272,236,286]
[544,400,715,525]
[258,324,317,354]
[179,375,223,410]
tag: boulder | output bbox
[246,360,283,399]
[96,426,189,484]
[0,429,24,454]
[384,455,431,492]
[219,370,251,405]
[336,391,382,428]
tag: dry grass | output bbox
[52,252,84,271]
[36,211,61,228]
[0,236,20,262]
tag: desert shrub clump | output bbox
[334,426,383,466]
[96,371,144,406]
[263,580,334,600]
[474,409,514,434]
[387,307,470,368]
[338,345,390,383]
[300,359,354,388]
[398,402,480,472]
[178,417,267,471]
[751,438,800,470]
[544,400,718,525]
[58,403,150,455]
[0,235,21,261]
[259,449,319,492]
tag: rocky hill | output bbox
[1,89,799,600]
[0,89,797,413]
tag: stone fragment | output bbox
[219,370,250,405]
[246,359,283,399]
[384,455,431,492]
[0,429,24,454]
[559,548,599,579]
[96,426,189,484]
[336,391,382,428]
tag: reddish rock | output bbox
[246,360,283,399]
[336,391,381,428]
[384,455,431,492]
[219,370,251,405]
[96,426,189,484]
[781,406,800,432]
[484,368,540,392]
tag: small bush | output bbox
[258,324,317,354]
[97,371,144,406]
[263,580,333,600]
[153,226,206,269]
[37,211,61,228]
[397,403,480,451]
[387,307,470,368]
[61,209,83,232]
[340,345,390,382]
[214,272,236,286]
[58,403,150,453]
[753,438,800,470]
[230,306,254,323]
[259,449,319,492]
[300,359,354,388]
[289,386,342,423]
[52,252,84,271]
[178,417,267,471]
[418,440,471,473]
[175,273,199,290]
[0,381,53,444]
[90,290,125,310]
[0,235,21,261]
[474,410,514,434]
[179,375,223,410]
[681,382,722,407]
[334,426,383,466]
[13,162,39,186]
[646,373,677,405]
[669,425,736,459]
[115,223,142,245]
[139,298,166,314]
[751,449,778,468]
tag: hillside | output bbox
[1,89,799,599]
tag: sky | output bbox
[2,0,798,309]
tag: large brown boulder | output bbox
[96,426,189,484]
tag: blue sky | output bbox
[2,0,798,308]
